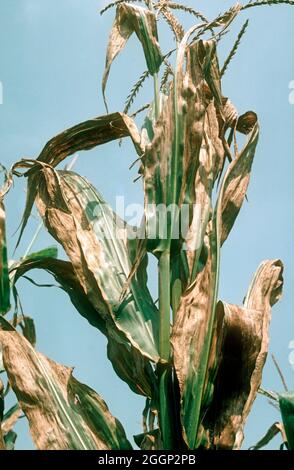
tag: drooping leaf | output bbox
[134,429,162,450]
[34,168,159,362]
[203,259,284,450]
[102,3,163,106]
[11,257,108,335]
[35,112,142,166]
[11,255,156,397]
[177,81,224,289]
[107,339,156,397]
[0,316,132,450]
[249,422,285,450]
[199,40,223,107]
[220,123,259,245]
[279,392,294,450]
[11,112,142,248]
[0,201,10,314]
[20,246,58,262]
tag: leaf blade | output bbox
[0,201,10,314]
[102,4,163,107]
[0,316,132,450]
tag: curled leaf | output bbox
[12,112,142,249]
[220,123,259,245]
[102,3,163,107]
[249,422,285,450]
[204,259,284,450]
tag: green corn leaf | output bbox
[249,422,285,450]
[102,3,163,107]
[11,249,156,398]
[134,429,162,450]
[30,166,159,363]
[0,201,10,314]
[11,257,108,335]
[279,392,294,450]
[107,338,156,397]
[0,316,132,450]
[20,246,58,262]
[4,431,17,450]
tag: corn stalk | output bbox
[0,1,293,451]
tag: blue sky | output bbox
[0,0,294,450]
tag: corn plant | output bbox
[0,0,293,451]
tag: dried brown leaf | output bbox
[171,221,217,448]
[12,256,155,397]
[13,112,142,249]
[34,168,159,362]
[102,3,163,107]
[205,259,284,449]
[0,317,131,450]
[220,123,259,245]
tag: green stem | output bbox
[158,250,173,449]
[158,250,170,361]
[149,1,172,449]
